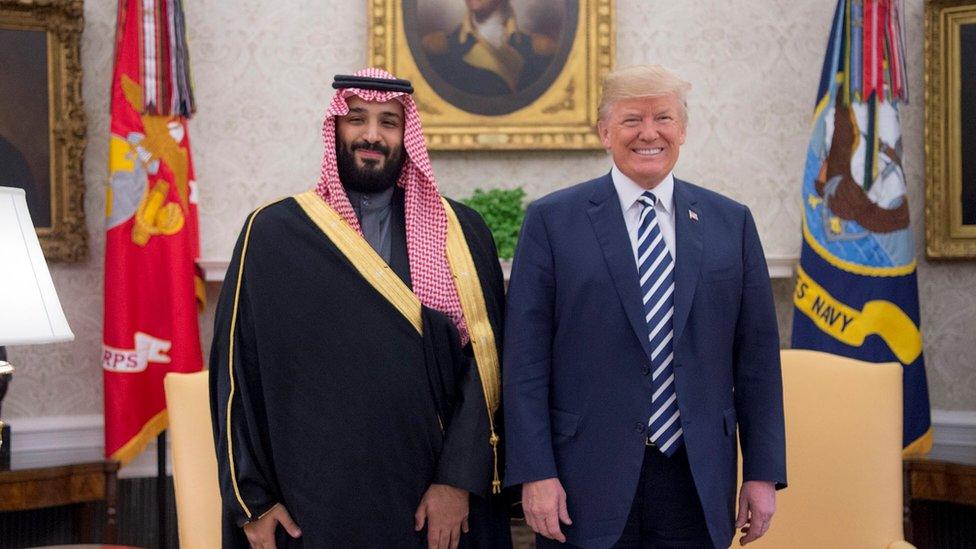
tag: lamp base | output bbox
[0,422,9,470]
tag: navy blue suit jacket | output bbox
[503,174,787,548]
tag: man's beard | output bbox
[336,139,406,194]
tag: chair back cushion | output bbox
[741,349,906,548]
[165,370,221,547]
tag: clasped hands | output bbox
[242,484,469,549]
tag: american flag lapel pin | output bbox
[689,210,699,222]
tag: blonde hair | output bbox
[597,65,692,123]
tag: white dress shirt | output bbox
[611,165,677,262]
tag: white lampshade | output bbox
[0,186,73,346]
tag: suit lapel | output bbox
[587,174,655,363]
[672,179,702,344]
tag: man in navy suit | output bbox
[503,65,787,548]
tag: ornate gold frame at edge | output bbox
[924,0,976,259]
[0,0,87,262]
[367,0,615,151]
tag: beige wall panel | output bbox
[6,0,974,418]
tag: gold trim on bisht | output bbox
[295,191,503,494]
[441,198,503,494]
[225,199,283,520]
[294,191,423,332]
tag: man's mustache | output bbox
[351,141,391,156]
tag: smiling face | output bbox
[335,96,406,193]
[598,94,687,189]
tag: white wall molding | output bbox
[931,410,976,447]
[765,255,797,279]
[9,414,169,478]
[200,255,799,283]
[8,407,973,478]
[197,258,230,283]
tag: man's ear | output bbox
[597,121,611,150]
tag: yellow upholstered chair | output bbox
[736,349,913,549]
[165,370,221,548]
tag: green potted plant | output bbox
[461,188,526,268]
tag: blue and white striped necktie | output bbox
[636,191,683,456]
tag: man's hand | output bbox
[414,483,469,549]
[736,480,776,545]
[522,477,572,543]
[242,503,301,549]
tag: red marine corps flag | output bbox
[103,0,201,466]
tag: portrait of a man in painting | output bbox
[403,0,577,116]
[0,0,86,262]
[0,27,51,229]
[925,1,976,259]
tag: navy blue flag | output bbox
[791,0,931,455]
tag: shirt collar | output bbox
[345,186,395,217]
[611,164,674,215]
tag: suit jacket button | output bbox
[634,422,645,433]
[641,365,651,376]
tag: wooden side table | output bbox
[903,445,976,543]
[0,460,120,543]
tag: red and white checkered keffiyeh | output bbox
[314,67,469,344]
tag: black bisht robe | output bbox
[210,195,511,547]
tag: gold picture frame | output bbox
[0,0,86,262]
[368,0,615,150]
[925,0,976,259]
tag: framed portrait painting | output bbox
[369,0,615,150]
[0,0,86,262]
[925,0,976,259]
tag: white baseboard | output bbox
[931,410,976,447]
[7,408,975,478]
[8,414,170,478]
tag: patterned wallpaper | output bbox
[5,0,974,418]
